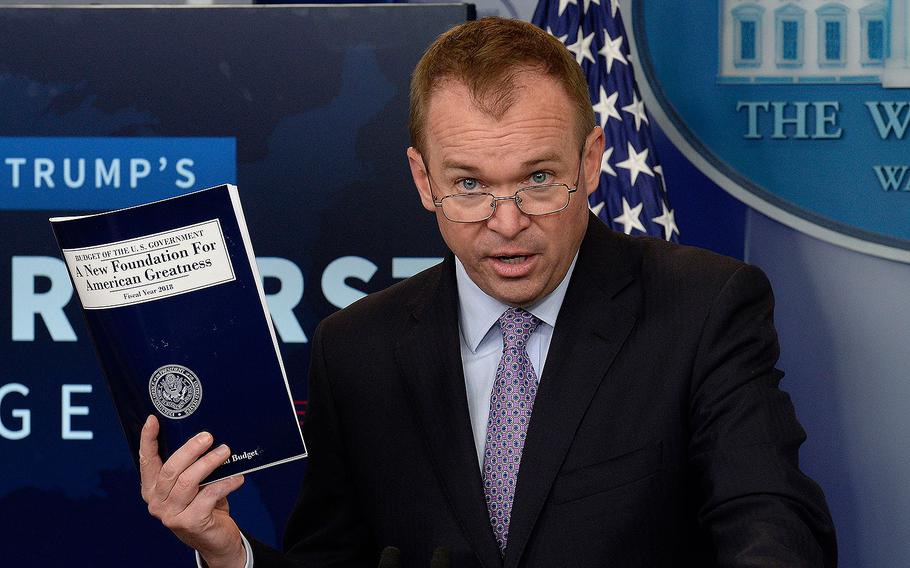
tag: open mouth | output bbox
[497,255,528,264]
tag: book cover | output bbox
[50,184,307,483]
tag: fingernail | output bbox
[144,415,152,428]
[216,444,229,456]
[196,431,212,444]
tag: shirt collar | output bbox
[455,252,579,353]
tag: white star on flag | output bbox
[546,26,568,43]
[622,92,649,131]
[533,0,678,242]
[592,87,621,127]
[616,142,654,185]
[652,201,679,241]
[654,164,667,193]
[612,197,646,235]
[557,0,577,16]
[600,146,616,176]
[598,31,627,73]
[566,28,596,65]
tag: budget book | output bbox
[50,184,307,483]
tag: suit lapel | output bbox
[503,217,640,568]
[394,256,504,568]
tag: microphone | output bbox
[430,547,451,568]
[378,546,401,568]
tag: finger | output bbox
[163,443,233,513]
[152,430,214,502]
[139,415,163,502]
[183,475,245,522]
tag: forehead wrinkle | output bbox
[436,144,570,182]
[440,152,563,172]
[431,124,570,160]
[426,92,570,140]
[424,77,577,176]
[431,115,567,139]
[437,132,571,172]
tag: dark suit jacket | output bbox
[252,215,836,567]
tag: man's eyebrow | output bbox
[520,154,563,168]
[439,159,480,173]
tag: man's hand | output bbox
[139,415,247,568]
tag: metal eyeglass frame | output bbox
[423,153,584,224]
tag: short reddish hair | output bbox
[409,17,595,154]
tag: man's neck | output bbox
[454,252,579,353]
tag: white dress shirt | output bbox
[455,254,578,468]
[200,252,579,567]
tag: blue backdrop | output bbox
[6,3,880,565]
[0,6,469,565]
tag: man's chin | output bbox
[484,281,546,308]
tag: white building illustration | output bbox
[718,0,910,86]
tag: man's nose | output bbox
[485,196,530,238]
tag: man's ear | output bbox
[582,126,605,198]
[407,147,436,212]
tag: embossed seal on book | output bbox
[149,364,203,419]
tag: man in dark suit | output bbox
[140,17,836,567]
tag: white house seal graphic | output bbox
[149,364,203,419]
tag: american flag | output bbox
[532,0,679,241]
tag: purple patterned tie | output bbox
[482,307,542,553]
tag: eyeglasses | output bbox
[425,158,583,224]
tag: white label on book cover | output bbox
[61,219,236,309]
